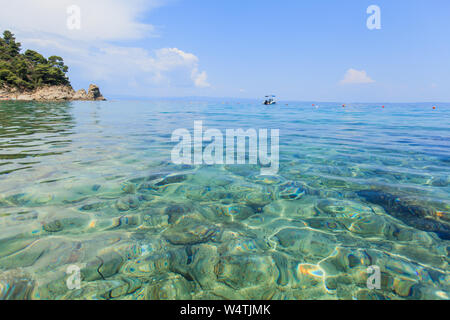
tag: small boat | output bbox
[263,95,276,105]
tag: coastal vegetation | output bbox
[0,30,70,90]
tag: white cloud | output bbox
[0,0,161,41]
[340,69,375,85]
[0,0,210,93]
[26,40,210,89]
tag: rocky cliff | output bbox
[0,84,106,101]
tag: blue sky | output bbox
[1,0,449,102]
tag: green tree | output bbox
[0,30,71,90]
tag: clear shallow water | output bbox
[0,100,449,300]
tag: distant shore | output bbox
[0,84,106,102]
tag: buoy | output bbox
[382,106,385,108]
[433,106,436,110]
[312,104,315,106]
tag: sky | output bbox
[0,0,449,102]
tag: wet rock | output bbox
[82,251,124,281]
[209,204,255,221]
[393,278,416,297]
[348,215,388,237]
[304,218,346,233]
[108,277,142,299]
[121,183,136,194]
[315,199,373,219]
[224,165,259,177]
[110,214,142,229]
[249,174,284,185]
[63,280,127,300]
[143,214,169,229]
[145,273,194,300]
[271,252,298,287]
[295,263,325,287]
[155,174,187,187]
[43,219,63,232]
[430,176,449,187]
[214,254,278,290]
[357,190,450,240]
[274,228,336,261]
[276,182,307,200]
[355,289,388,300]
[163,218,221,245]
[98,251,125,279]
[121,253,171,278]
[164,204,191,223]
[0,269,35,300]
[319,248,372,276]
[244,189,274,210]
[115,196,140,211]
[80,201,108,212]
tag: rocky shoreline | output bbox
[0,84,106,101]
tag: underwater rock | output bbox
[121,252,171,278]
[183,185,236,203]
[249,174,284,185]
[393,278,416,297]
[109,214,142,230]
[315,199,373,219]
[214,254,278,290]
[357,190,450,240]
[63,280,131,300]
[429,176,449,187]
[137,182,160,194]
[319,247,372,277]
[224,165,259,177]
[155,174,188,187]
[145,273,194,300]
[348,214,389,237]
[107,277,142,299]
[208,204,255,221]
[219,237,270,256]
[295,263,325,288]
[143,213,169,229]
[188,245,220,289]
[273,228,336,262]
[79,201,109,212]
[164,203,193,223]
[271,251,299,287]
[303,218,346,233]
[121,183,137,194]
[115,195,140,211]
[81,251,124,281]
[43,219,63,232]
[0,269,35,300]
[276,181,308,200]
[244,188,274,211]
[97,251,125,279]
[163,218,221,245]
[355,289,388,300]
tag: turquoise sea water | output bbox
[0,100,449,300]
